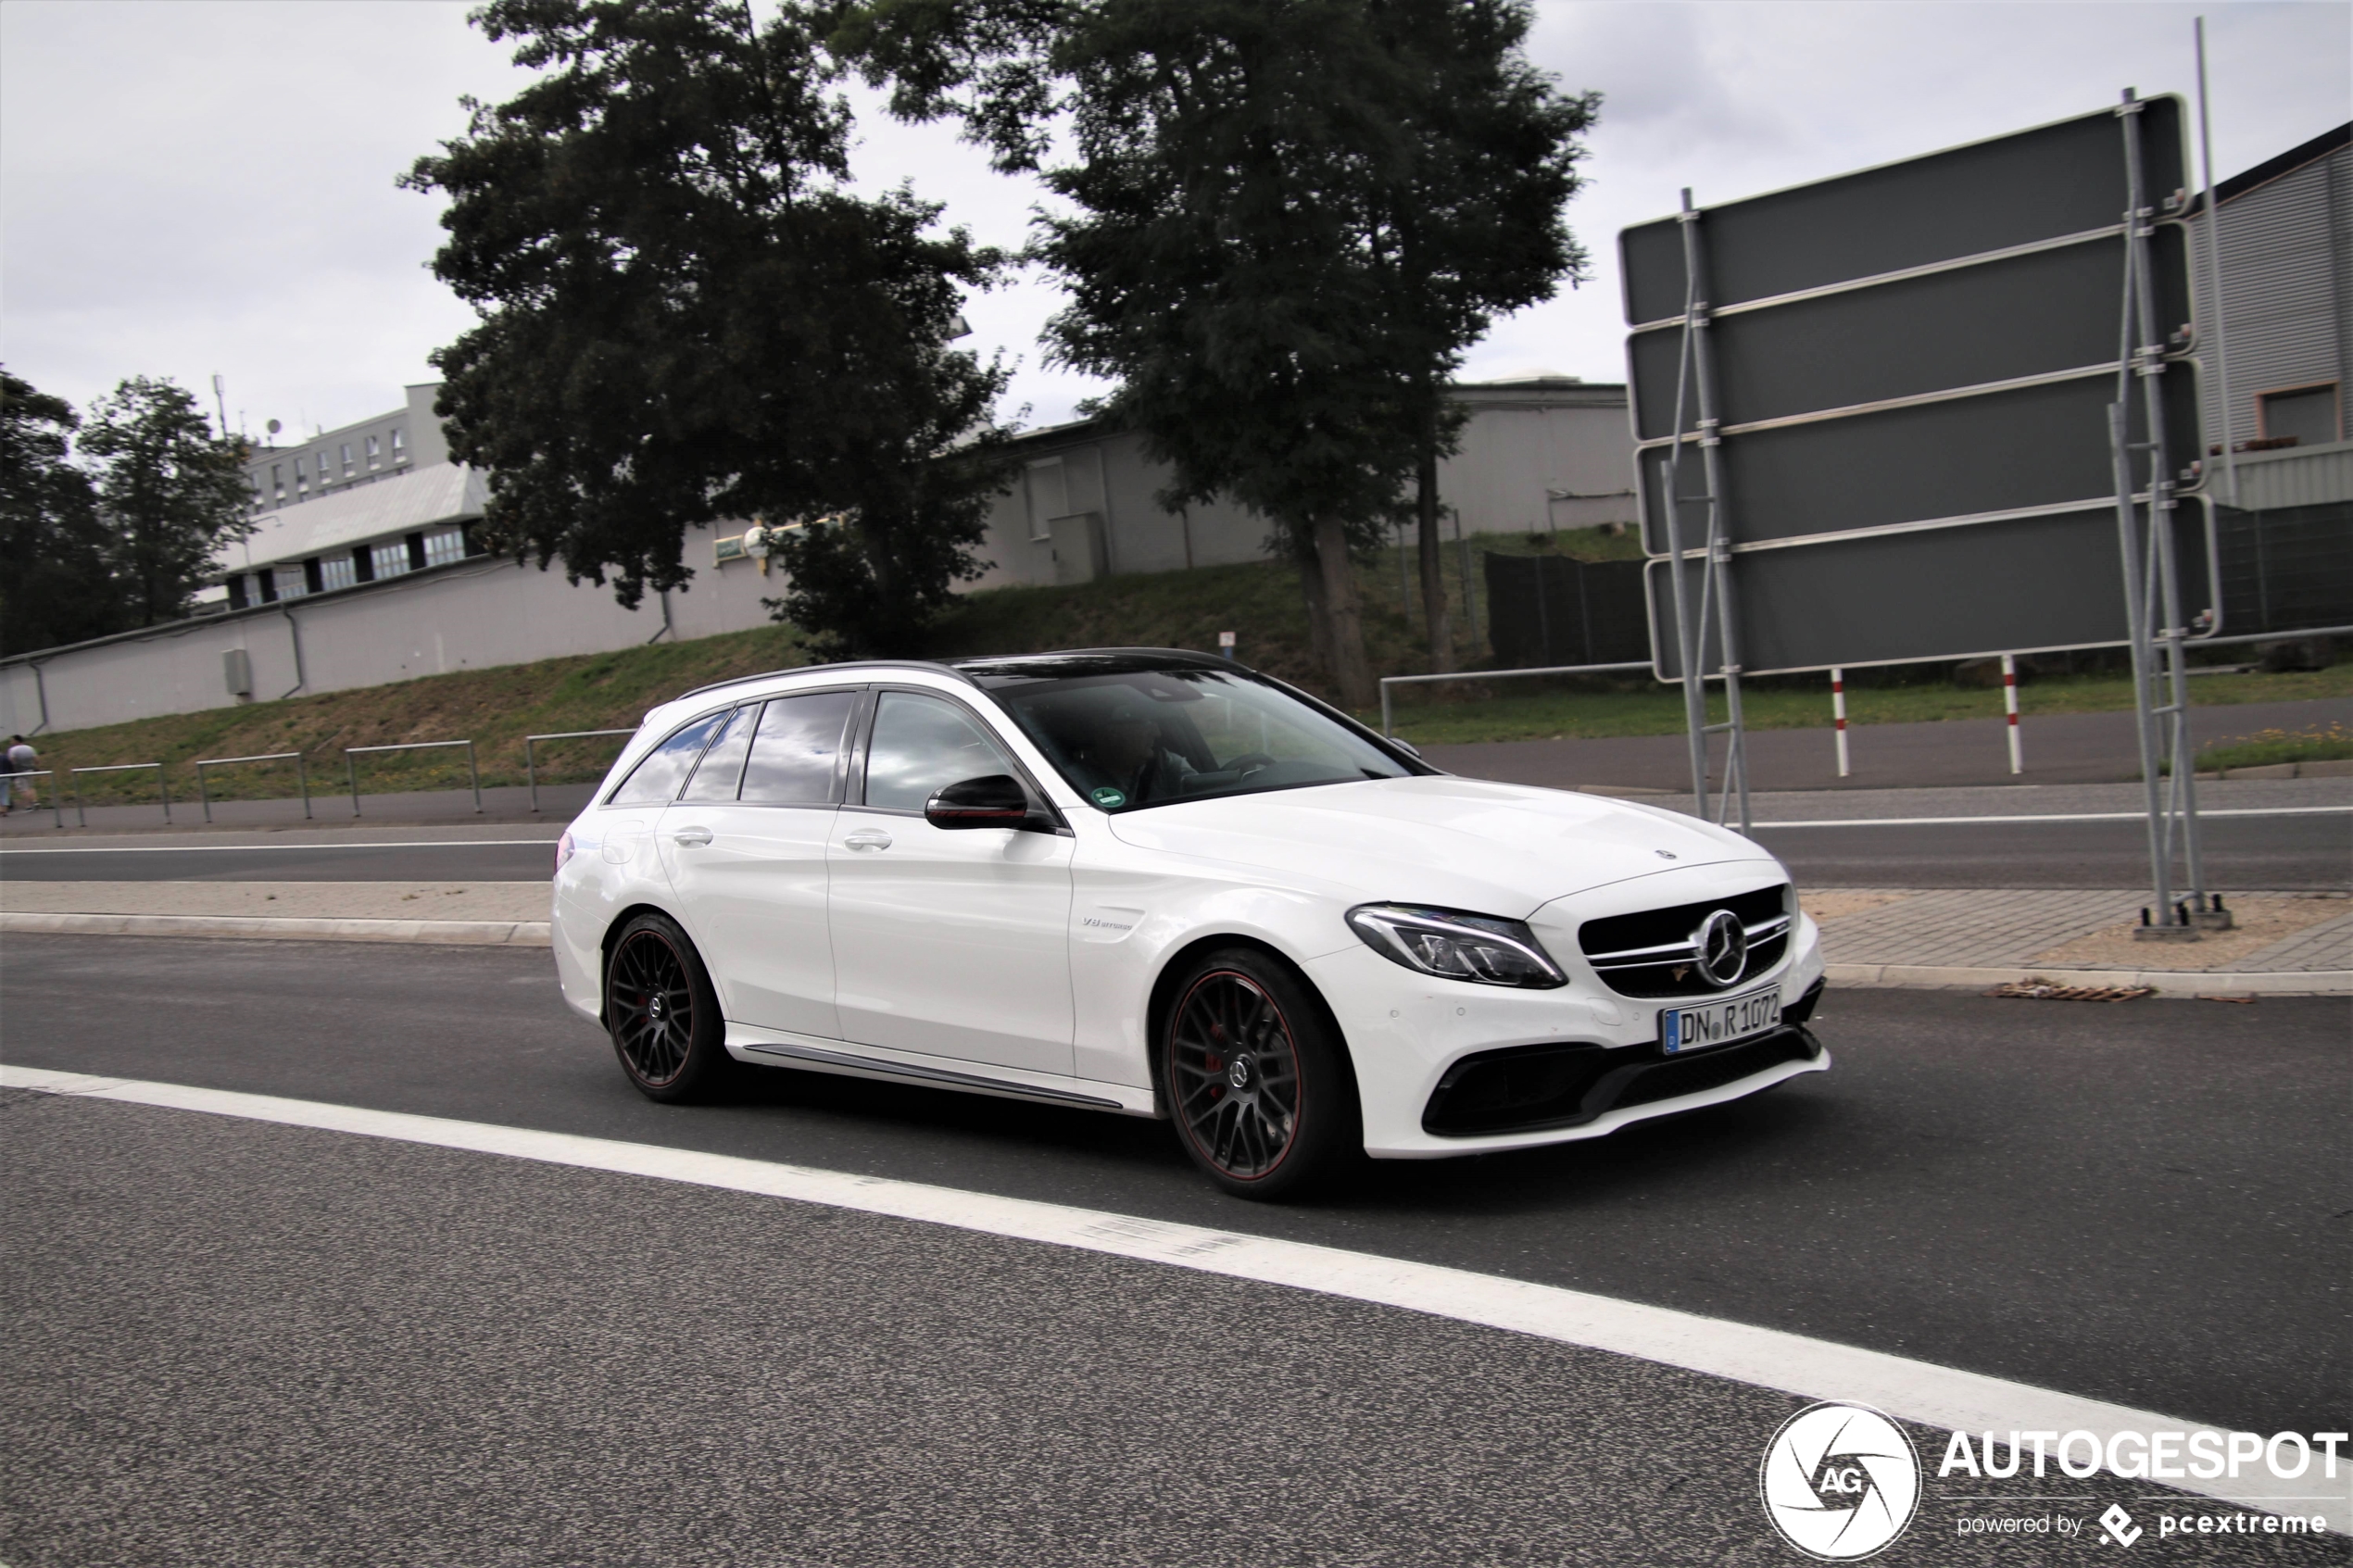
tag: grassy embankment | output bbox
[24,526,2349,804]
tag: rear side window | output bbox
[607,711,727,805]
[679,706,756,801]
[739,691,857,805]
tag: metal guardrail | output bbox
[195,751,311,822]
[523,729,636,812]
[343,740,481,816]
[1378,660,1654,737]
[0,770,64,829]
[69,761,169,826]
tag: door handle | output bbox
[671,826,713,847]
[842,828,893,852]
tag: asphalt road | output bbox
[3,809,2343,888]
[3,935,2344,1565]
[2,935,2342,1434]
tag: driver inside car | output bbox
[1075,696,1197,805]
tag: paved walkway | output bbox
[4,876,2344,992]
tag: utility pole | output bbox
[212,374,232,443]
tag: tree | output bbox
[830,0,1594,702]
[74,376,254,631]
[0,370,120,656]
[403,0,1014,658]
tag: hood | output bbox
[1103,774,1776,917]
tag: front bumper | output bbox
[1305,897,1829,1159]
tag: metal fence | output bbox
[1,769,63,828]
[523,729,636,812]
[69,761,170,826]
[1378,661,1654,739]
[343,740,481,817]
[194,751,312,822]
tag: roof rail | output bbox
[673,659,975,704]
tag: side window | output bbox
[678,705,756,802]
[607,711,726,806]
[739,691,857,805]
[862,692,1017,814]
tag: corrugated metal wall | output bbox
[2191,142,2352,450]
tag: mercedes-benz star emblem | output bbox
[1692,908,1750,987]
[1227,1056,1252,1090]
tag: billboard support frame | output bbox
[2112,92,2219,938]
[1661,189,1754,834]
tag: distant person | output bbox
[3,734,36,815]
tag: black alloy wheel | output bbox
[605,912,734,1101]
[1163,947,1358,1199]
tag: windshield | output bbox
[975,665,1417,812]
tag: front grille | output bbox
[1577,884,1791,998]
[1422,1022,1821,1137]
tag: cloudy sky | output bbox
[2,1,2345,442]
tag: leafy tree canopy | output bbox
[830,0,1595,699]
[74,376,254,632]
[0,370,120,657]
[405,0,1016,657]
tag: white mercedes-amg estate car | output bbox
[551,649,1829,1198]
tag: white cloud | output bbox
[3,0,2344,436]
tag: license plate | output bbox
[1663,986,1783,1053]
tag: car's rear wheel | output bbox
[605,912,734,1101]
[1162,947,1359,1200]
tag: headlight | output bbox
[1346,904,1567,988]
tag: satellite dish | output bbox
[266,419,282,436]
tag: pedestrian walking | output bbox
[4,734,38,815]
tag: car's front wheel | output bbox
[605,911,735,1102]
[1162,947,1359,1200]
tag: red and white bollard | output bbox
[2003,653,2022,774]
[1831,666,1850,778]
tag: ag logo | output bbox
[1759,1402,1921,1560]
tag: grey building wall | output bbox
[969,378,1635,591]
[0,521,788,736]
[2189,125,2351,454]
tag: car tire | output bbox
[1161,947,1361,1200]
[605,911,736,1102]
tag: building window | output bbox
[273,565,308,600]
[2258,383,2341,447]
[370,540,411,580]
[338,442,353,475]
[422,527,467,568]
[318,556,357,592]
[390,427,406,462]
[367,434,381,470]
[257,570,277,604]
[295,458,308,493]
[225,574,249,611]
[271,463,285,499]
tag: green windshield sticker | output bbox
[1089,786,1127,809]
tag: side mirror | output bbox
[925,773,1034,830]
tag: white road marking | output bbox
[1752,806,2352,828]
[5,1065,2341,1533]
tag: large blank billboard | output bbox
[1622,97,2214,677]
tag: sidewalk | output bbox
[5,877,2345,992]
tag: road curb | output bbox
[0,912,553,947]
[1824,961,2351,996]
